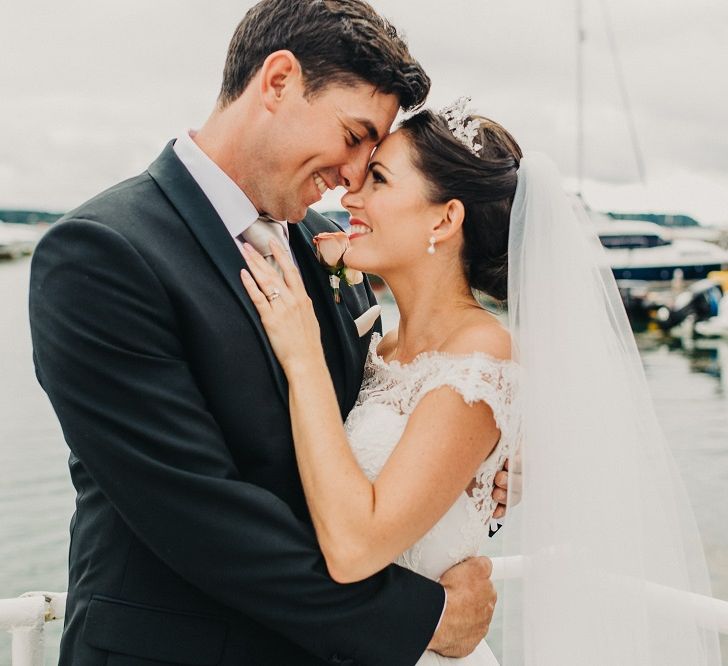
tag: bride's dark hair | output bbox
[398,111,522,301]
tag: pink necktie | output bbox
[240,215,291,275]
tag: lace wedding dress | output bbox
[344,333,519,665]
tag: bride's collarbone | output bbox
[379,311,509,365]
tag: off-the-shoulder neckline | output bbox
[369,332,517,372]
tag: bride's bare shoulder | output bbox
[441,311,512,362]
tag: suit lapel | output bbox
[290,216,362,412]
[147,142,288,405]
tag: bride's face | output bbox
[341,130,444,276]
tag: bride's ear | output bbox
[432,199,466,242]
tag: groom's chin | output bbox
[289,205,309,223]
[291,199,316,221]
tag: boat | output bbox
[694,299,728,337]
[652,278,723,331]
[605,213,728,247]
[694,275,728,336]
[0,221,43,259]
[596,220,728,281]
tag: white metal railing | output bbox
[1,591,66,666]
[3,558,728,664]
[492,555,728,634]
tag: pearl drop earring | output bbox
[427,236,436,255]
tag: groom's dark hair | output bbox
[218,0,430,111]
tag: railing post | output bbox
[1,595,46,666]
[11,625,45,666]
[1,592,66,666]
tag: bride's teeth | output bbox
[313,173,327,195]
[349,224,372,236]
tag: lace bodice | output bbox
[344,333,519,581]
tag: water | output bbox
[0,258,71,664]
[1,259,727,663]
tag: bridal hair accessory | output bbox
[427,236,437,255]
[439,96,483,156]
[312,231,363,303]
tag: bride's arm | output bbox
[241,241,502,584]
[288,362,500,583]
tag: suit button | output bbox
[329,654,355,665]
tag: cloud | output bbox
[1,0,726,222]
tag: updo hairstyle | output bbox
[398,110,522,301]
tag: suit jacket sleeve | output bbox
[29,218,445,666]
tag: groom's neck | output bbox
[194,96,263,208]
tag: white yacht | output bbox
[0,221,43,259]
[596,220,728,281]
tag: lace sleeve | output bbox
[361,333,518,436]
[415,354,518,436]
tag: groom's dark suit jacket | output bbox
[28,143,445,666]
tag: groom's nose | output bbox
[339,149,370,191]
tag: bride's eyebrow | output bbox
[368,160,393,174]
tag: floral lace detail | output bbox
[361,333,517,428]
[344,333,519,578]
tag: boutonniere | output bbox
[312,231,364,303]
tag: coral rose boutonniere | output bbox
[312,231,363,303]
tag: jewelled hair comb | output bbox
[439,96,482,156]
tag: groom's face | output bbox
[260,81,399,222]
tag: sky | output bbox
[2,0,727,224]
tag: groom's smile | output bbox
[313,172,329,196]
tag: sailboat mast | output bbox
[576,0,585,197]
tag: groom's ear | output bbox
[259,50,302,112]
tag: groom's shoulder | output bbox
[63,171,161,226]
[36,170,170,265]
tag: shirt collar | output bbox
[173,130,267,239]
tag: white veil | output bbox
[500,153,721,665]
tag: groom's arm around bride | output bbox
[28,2,497,665]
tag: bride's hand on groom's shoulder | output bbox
[240,240,325,374]
[428,556,496,658]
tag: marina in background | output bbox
[0,223,44,260]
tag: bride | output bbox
[240,102,720,665]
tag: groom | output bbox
[29,1,500,664]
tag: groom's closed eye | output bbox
[351,118,381,143]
